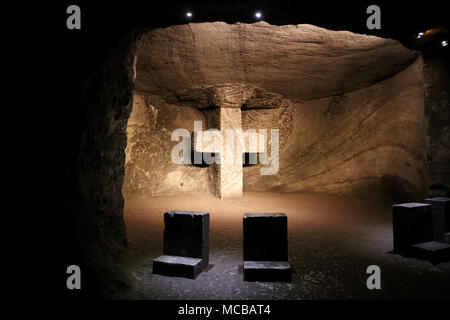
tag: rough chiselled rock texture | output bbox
[244,58,428,202]
[219,107,244,199]
[424,57,450,197]
[127,22,427,202]
[174,83,290,109]
[123,94,209,196]
[65,33,139,295]
[135,22,418,101]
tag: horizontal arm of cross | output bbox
[194,130,266,154]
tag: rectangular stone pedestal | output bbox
[243,261,292,282]
[410,241,450,264]
[425,197,450,242]
[243,213,288,261]
[153,210,209,279]
[392,203,433,254]
[243,213,291,281]
[153,255,203,279]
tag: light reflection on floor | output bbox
[117,192,450,299]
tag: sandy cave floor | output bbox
[115,192,450,299]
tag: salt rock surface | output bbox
[125,22,426,202]
[135,22,418,101]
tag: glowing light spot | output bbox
[186,11,192,18]
[442,40,448,47]
[255,11,262,19]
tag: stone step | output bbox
[243,261,292,282]
[153,255,204,279]
[410,241,450,264]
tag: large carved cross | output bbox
[176,83,283,199]
[194,106,265,199]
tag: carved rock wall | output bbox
[125,22,428,202]
[135,22,418,100]
[244,58,427,203]
[123,94,209,196]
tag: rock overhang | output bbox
[134,21,419,102]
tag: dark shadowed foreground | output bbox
[115,192,450,299]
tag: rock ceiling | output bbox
[135,21,419,102]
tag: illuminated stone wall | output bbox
[125,22,427,202]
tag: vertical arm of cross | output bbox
[193,108,266,199]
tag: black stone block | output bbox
[153,210,209,278]
[164,210,209,266]
[243,213,288,261]
[410,241,450,264]
[243,213,291,282]
[392,203,433,254]
[243,261,291,282]
[425,197,450,242]
[153,255,203,279]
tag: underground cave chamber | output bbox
[72,21,450,299]
[122,21,427,203]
